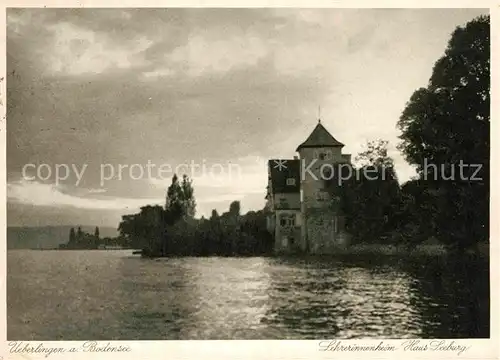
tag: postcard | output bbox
[1,3,497,359]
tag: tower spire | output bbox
[318,105,321,123]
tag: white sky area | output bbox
[6,8,488,227]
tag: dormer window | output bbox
[286,178,296,186]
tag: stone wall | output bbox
[298,146,348,254]
[274,209,301,253]
[305,209,348,254]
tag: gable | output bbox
[268,159,300,194]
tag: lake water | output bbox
[7,250,489,340]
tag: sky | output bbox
[6,8,488,227]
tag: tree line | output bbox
[333,15,489,254]
[117,174,274,257]
[60,226,102,249]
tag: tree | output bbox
[94,226,100,239]
[76,226,84,247]
[355,139,395,168]
[161,174,198,255]
[181,174,196,218]
[118,205,164,254]
[68,227,76,247]
[229,201,241,217]
[335,139,400,242]
[165,174,184,224]
[397,15,489,249]
[165,174,197,223]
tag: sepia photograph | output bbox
[5,7,490,343]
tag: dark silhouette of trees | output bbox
[118,205,164,254]
[63,226,104,249]
[331,139,401,243]
[397,15,489,251]
[117,174,274,257]
[68,227,76,247]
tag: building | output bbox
[265,120,352,254]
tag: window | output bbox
[315,150,331,161]
[279,215,295,227]
[333,217,338,233]
[286,178,296,186]
[316,191,328,201]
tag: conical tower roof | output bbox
[296,120,344,151]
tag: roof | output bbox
[267,159,300,194]
[296,121,344,151]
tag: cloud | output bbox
[6,8,487,226]
[46,21,153,76]
[7,180,162,211]
[148,155,268,202]
[168,33,268,76]
[142,68,175,79]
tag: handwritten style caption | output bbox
[319,339,471,356]
[8,341,131,358]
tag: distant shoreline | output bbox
[14,243,489,262]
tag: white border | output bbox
[0,2,498,359]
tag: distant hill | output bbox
[7,226,119,249]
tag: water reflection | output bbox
[261,258,422,338]
[175,257,273,339]
[404,258,489,338]
[117,257,198,339]
[7,250,489,340]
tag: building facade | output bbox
[266,120,352,254]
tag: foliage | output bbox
[355,139,395,168]
[117,174,274,257]
[63,226,101,249]
[118,205,164,252]
[165,174,196,223]
[333,139,401,243]
[397,15,489,249]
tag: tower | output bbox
[296,119,350,253]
